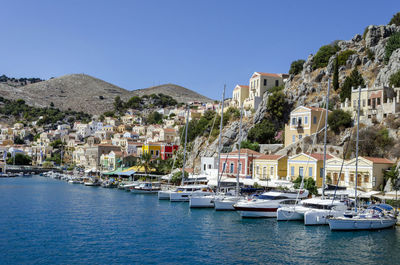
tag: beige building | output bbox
[284,106,328,147]
[232,85,249,107]
[341,85,400,123]
[325,156,394,191]
[253,155,287,181]
[243,72,288,110]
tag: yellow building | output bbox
[326,156,393,191]
[232,85,249,108]
[141,143,161,158]
[253,155,287,181]
[287,153,333,187]
[284,106,328,147]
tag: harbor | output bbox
[1,176,400,264]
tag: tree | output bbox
[332,56,339,91]
[147,111,163,124]
[388,12,400,26]
[247,120,276,144]
[312,44,339,69]
[384,32,400,64]
[266,91,287,122]
[339,69,365,102]
[50,139,63,149]
[293,176,318,195]
[7,153,32,165]
[328,109,352,134]
[240,140,260,152]
[14,136,25,145]
[289,59,305,75]
[171,171,188,185]
[389,69,400,87]
[138,152,154,177]
[113,96,124,113]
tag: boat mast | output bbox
[216,85,226,193]
[181,105,190,186]
[322,79,330,200]
[354,86,361,213]
[235,105,244,197]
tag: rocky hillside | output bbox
[0,74,212,115]
[284,24,400,108]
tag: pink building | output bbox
[219,149,262,178]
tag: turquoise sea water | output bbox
[0,176,399,265]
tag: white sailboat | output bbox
[277,79,348,225]
[189,86,226,208]
[327,86,397,231]
[214,104,245,210]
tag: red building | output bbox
[219,149,262,178]
[161,144,179,160]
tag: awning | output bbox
[117,169,136,176]
[122,166,156,173]
[103,168,127,175]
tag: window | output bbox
[204,164,206,171]
[313,116,317,124]
[340,173,344,181]
[299,134,302,140]
[291,166,294,176]
[223,163,226,171]
[156,150,159,156]
[256,165,260,174]
[363,99,366,107]
[368,99,371,106]
[275,80,279,86]
[320,168,324,178]
[304,116,308,125]
[238,163,242,173]
[377,98,381,105]
[298,117,302,126]
[270,166,274,176]
[263,79,267,86]
[292,117,297,125]
[263,167,267,178]
[299,167,304,177]
[208,164,212,169]
[364,175,369,183]
[230,163,234,173]
[350,174,354,182]
[292,135,295,143]
[150,150,154,155]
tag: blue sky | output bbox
[1,0,399,100]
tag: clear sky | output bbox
[1,0,399,100]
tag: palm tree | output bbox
[138,152,153,178]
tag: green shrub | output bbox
[312,44,339,69]
[328,109,353,134]
[240,140,260,152]
[363,26,369,40]
[289,59,305,75]
[337,50,356,66]
[388,12,400,26]
[367,49,375,61]
[266,91,287,121]
[339,69,365,102]
[292,176,318,195]
[384,32,400,64]
[389,69,400,87]
[247,120,276,144]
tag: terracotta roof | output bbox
[225,148,262,156]
[306,153,333,160]
[363,157,394,164]
[234,85,249,90]
[163,128,176,132]
[256,154,285,160]
[305,106,327,112]
[253,72,282,78]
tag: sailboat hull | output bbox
[328,217,396,230]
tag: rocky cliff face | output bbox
[284,24,400,109]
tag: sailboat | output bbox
[189,86,226,208]
[327,87,397,231]
[214,104,245,210]
[277,79,348,225]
